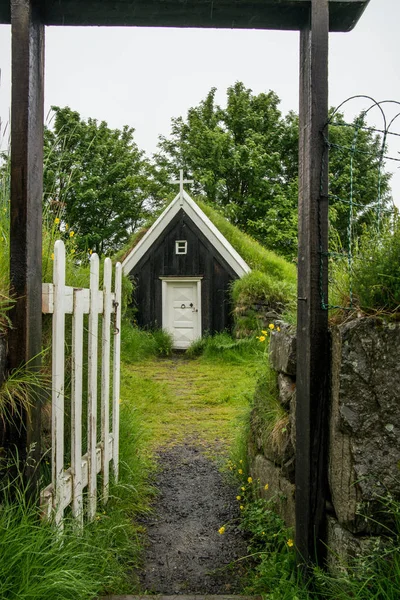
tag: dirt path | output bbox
[139,444,250,594]
[122,355,260,594]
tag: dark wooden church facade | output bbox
[122,189,250,349]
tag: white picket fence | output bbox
[40,240,122,527]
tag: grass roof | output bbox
[115,197,297,284]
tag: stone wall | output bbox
[248,317,400,568]
[248,323,297,529]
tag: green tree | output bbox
[327,110,392,247]
[44,106,158,255]
[156,82,298,258]
[156,83,392,259]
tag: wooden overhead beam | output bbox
[0,0,370,32]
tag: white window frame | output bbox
[175,240,188,255]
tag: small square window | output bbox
[175,240,187,255]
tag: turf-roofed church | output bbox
[122,171,250,349]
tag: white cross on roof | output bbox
[169,169,194,204]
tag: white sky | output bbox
[1,0,400,203]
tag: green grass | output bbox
[186,330,263,362]
[329,215,400,318]
[121,322,173,362]
[313,493,400,599]
[197,199,297,284]
[352,217,400,314]
[238,491,310,600]
[120,346,262,456]
[0,397,154,599]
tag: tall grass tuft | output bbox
[0,150,13,332]
[0,391,154,599]
[237,476,309,599]
[121,322,173,362]
[314,492,400,599]
[186,331,263,363]
[352,215,400,313]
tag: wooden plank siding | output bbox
[129,209,237,335]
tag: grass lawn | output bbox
[121,352,262,459]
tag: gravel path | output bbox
[139,444,250,595]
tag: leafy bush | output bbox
[121,322,173,362]
[352,216,400,313]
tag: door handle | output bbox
[181,303,186,309]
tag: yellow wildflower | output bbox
[269,323,275,330]
[262,531,265,535]
[54,217,60,224]
[51,253,54,261]
[65,223,69,230]
[287,539,294,547]
[241,486,245,491]
[258,335,266,342]
[239,459,243,464]
[218,526,225,535]
[277,326,281,332]
[261,330,268,335]
[248,477,253,484]
[70,248,75,254]
[264,483,269,491]
[238,469,243,475]
[236,496,241,501]
[69,231,75,237]
[240,505,244,510]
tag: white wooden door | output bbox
[162,279,201,349]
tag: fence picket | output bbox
[52,241,66,527]
[112,263,122,481]
[87,253,100,521]
[71,288,86,527]
[40,242,121,524]
[101,258,112,502]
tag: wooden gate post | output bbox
[296,0,330,567]
[8,0,44,482]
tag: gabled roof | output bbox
[122,190,251,278]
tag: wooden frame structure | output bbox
[1,0,370,566]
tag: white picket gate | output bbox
[40,240,122,526]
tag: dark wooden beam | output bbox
[8,0,44,482]
[0,0,370,32]
[296,0,329,567]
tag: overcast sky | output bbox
[1,0,399,203]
